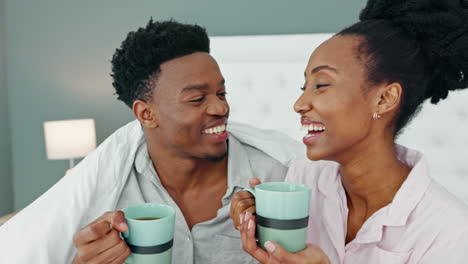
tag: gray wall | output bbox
[0,0,13,215]
[4,0,365,210]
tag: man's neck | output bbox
[145,139,229,229]
[146,142,228,194]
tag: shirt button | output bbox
[186,237,191,241]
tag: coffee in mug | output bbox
[123,203,175,264]
[133,217,161,221]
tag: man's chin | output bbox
[205,150,228,162]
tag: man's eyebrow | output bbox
[304,65,338,77]
[181,79,225,92]
[181,84,210,92]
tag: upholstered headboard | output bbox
[211,34,468,203]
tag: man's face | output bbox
[149,52,229,161]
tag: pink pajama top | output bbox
[285,145,468,263]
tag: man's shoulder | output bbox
[241,143,289,182]
[286,157,337,185]
[230,134,292,183]
[71,120,144,187]
[241,143,288,168]
[227,122,303,167]
[108,119,143,142]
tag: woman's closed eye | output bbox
[300,84,331,91]
[316,84,330,89]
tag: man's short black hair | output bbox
[111,19,210,108]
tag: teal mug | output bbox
[122,203,175,264]
[244,182,311,253]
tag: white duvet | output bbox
[0,120,302,263]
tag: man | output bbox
[0,20,302,263]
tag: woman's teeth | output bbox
[203,124,226,135]
[301,124,326,133]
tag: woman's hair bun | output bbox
[360,0,468,103]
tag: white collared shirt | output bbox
[286,145,468,264]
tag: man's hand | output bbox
[230,178,261,230]
[72,211,131,264]
[240,212,331,264]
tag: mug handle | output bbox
[122,229,129,239]
[121,214,129,239]
[243,187,256,197]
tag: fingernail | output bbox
[248,219,254,230]
[239,213,244,225]
[119,222,128,230]
[264,241,276,253]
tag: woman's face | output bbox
[294,35,378,163]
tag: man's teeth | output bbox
[203,124,226,134]
[301,124,326,132]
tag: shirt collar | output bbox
[134,141,151,176]
[354,146,431,244]
[134,141,163,187]
[317,145,431,227]
[226,134,255,190]
[382,145,431,227]
[317,160,341,197]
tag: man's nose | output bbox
[207,97,229,116]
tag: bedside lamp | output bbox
[43,119,97,169]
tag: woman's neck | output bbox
[339,139,411,213]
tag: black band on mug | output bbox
[257,215,309,230]
[126,239,173,254]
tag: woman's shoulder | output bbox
[414,180,468,234]
[397,144,468,226]
[424,180,468,219]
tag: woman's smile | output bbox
[301,119,326,145]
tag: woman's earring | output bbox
[373,112,381,120]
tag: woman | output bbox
[230,0,468,263]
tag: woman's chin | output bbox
[306,150,323,161]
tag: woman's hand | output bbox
[230,178,261,230]
[264,242,332,264]
[240,212,331,264]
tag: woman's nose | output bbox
[294,93,312,114]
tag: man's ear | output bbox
[374,82,403,117]
[132,99,158,129]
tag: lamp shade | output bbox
[44,119,96,160]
